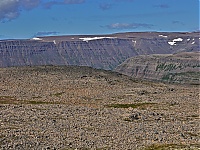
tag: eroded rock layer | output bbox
[0,32,199,70]
[115,52,200,84]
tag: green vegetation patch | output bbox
[81,96,93,100]
[144,143,200,150]
[0,96,61,105]
[50,92,65,97]
[161,72,200,83]
[26,100,56,105]
[0,96,19,104]
[32,96,42,99]
[156,63,180,71]
[106,103,156,109]
[96,147,111,150]
[156,62,200,72]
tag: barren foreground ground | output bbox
[0,66,199,150]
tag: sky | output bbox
[0,0,199,39]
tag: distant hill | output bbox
[0,32,199,70]
[115,52,200,84]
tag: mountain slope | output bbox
[0,32,199,69]
[115,52,200,84]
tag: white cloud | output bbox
[21,0,41,10]
[106,23,154,29]
[33,31,59,37]
[0,0,40,22]
[0,0,85,22]
[43,0,85,9]
[64,0,85,4]
[0,0,20,21]
[99,3,112,10]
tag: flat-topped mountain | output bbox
[0,32,199,69]
[115,52,200,84]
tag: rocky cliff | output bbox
[115,52,200,84]
[0,32,199,70]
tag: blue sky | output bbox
[0,0,199,39]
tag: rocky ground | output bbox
[0,66,199,150]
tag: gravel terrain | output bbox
[0,66,199,150]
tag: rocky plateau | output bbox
[0,66,199,150]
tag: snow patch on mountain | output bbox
[132,40,137,46]
[168,38,183,46]
[32,38,42,40]
[79,37,116,42]
[159,35,168,38]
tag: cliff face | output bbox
[0,39,136,69]
[0,32,199,70]
[115,52,200,84]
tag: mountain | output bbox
[115,52,200,84]
[0,32,199,70]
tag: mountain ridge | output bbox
[0,32,199,69]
